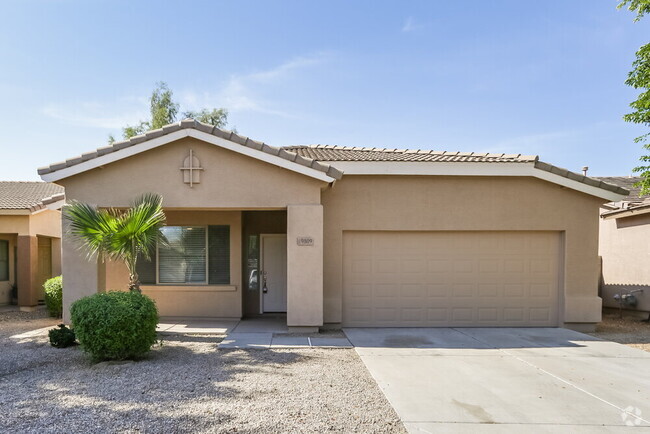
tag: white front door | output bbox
[261,234,287,313]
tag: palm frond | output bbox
[64,193,166,292]
[111,194,166,262]
[64,201,119,261]
[64,194,166,263]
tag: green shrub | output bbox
[48,324,76,348]
[70,291,158,362]
[44,275,63,318]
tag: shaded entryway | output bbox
[241,211,287,316]
[0,233,61,308]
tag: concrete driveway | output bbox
[344,327,650,433]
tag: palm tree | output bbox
[65,193,166,292]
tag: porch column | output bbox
[286,204,323,332]
[61,221,99,323]
[16,235,38,310]
[51,237,62,277]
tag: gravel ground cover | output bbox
[0,311,404,433]
[588,309,650,352]
[0,307,58,336]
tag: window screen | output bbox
[135,248,156,285]
[158,226,206,284]
[208,225,230,284]
[135,225,230,285]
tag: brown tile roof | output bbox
[600,196,650,217]
[286,146,628,196]
[38,119,344,180]
[284,145,538,163]
[596,176,650,217]
[594,177,647,201]
[36,120,627,197]
[0,182,64,212]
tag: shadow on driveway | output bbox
[344,327,650,432]
[344,327,600,350]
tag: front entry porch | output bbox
[157,315,352,348]
[157,314,288,335]
[0,233,61,310]
[82,206,324,332]
[56,129,331,329]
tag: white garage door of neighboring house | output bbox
[342,231,561,327]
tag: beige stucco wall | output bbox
[99,258,129,292]
[59,138,324,208]
[0,211,61,307]
[287,205,324,328]
[29,210,62,238]
[61,218,98,321]
[0,210,61,237]
[51,238,62,277]
[0,215,29,235]
[141,285,240,318]
[57,138,325,321]
[321,175,605,327]
[599,212,650,311]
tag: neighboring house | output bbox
[38,120,627,331]
[596,176,650,313]
[0,182,64,309]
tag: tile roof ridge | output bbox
[0,180,53,184]
[38,119,343,181]
[534,160,628,196]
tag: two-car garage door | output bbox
[342,231,561,327]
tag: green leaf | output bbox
[64,194,166,291]
[182,107,229,128]
[618,0,650,21]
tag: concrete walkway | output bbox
[157,318,239,334]
[0,305,47,313]
[157,317,352,349]
[344,327,650,433]
[220,317,352,349]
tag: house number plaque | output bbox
[296,236,314,246]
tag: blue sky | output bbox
[0,0,648,180]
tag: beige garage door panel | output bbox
[343,231,561,327]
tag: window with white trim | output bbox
[136,225,230,285]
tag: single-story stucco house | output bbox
[38,119,628,331]
[0,182,64,309]
[596,176,650,313]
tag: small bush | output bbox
[48,324,76,348]
[70,291,159,362]
[44,276,63,318]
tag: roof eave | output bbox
[39,126,339,184]
[0,209,32,215]
[601,204,650,219]
[532,161,628,201]
[316,160,627,201]
[0,191,65,215]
